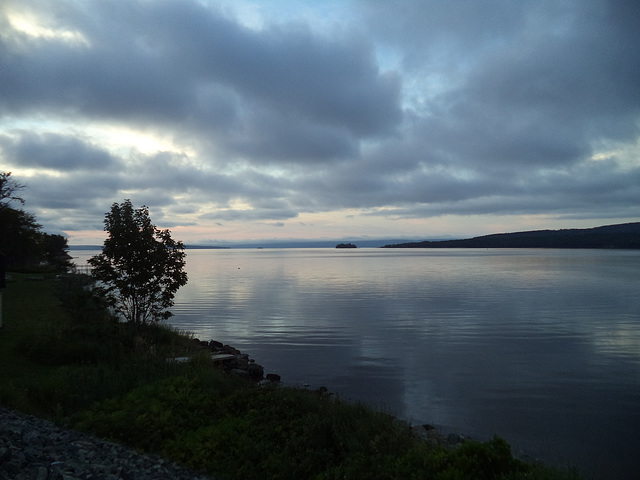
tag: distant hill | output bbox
[382,222,640,249]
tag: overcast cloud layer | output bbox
[1,0,639,244]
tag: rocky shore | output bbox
[194,339,471,449]
[191,339,281,383]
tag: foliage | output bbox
[88,199,188,325]
[75,377,580,480]
[0,171,71,270]
[0,205,42,267]
[40,233,73,270]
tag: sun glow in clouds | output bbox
[93,125,189,156]
[590,139,640,171]
[7,11,90,46]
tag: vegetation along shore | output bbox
[0,271,584,480]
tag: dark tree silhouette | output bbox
[89,200,188,325]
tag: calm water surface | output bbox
[74,248,640,478]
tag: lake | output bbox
[73,247,640,478]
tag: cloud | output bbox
[1,0,401,140]
[0,131,118,171]
[199,208,298,222]
[0,0,638,243]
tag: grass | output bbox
[0,272,202,415]
[0,273,64,408]
[0,271,583,479]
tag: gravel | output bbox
[0,406,216,480]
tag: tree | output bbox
[0,171,25,206]
[41,233,73,271]
[88,200,188,326]
[0,206,43,267]
[1,171,38,267]
[0,171,72,270]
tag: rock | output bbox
[2,459,22,476]
[412,424,448,446]
[266,373,281,383]
[316,386,329,395]
[35,466,48,480]
[234,355,249,369]
[247,363,264,380]
[447,432,467,446]
[195,339,281,383]
[0,447,10,462]
[221,345,241,355]
[210,353,235,362]
[169,356,191,363]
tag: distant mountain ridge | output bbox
[382,222,640,249]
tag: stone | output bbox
[411,424,448,446]
[3,459,23,476]
[266,373,281,383]
[247,363,264,380]
[221,345,241,355]
[0,447,10,462]
[447,432,467,446]
[234,356,249,369]
[210,353,235,362]
[35,467,48,480]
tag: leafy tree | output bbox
[0,206,42,267]
[41,233,73,271]
[0,171,71,270]
[88,200,188,326]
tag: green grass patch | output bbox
[0,273,64,408]
[0,272,203,415]
[0,272,582,479]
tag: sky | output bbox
[1,0,639,246]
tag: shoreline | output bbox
[189,337,527,454]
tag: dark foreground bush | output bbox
[74,375,581,480]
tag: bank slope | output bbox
[382,222,640,249]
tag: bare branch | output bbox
[0,171,26,206]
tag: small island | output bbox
[336,243,357,248]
